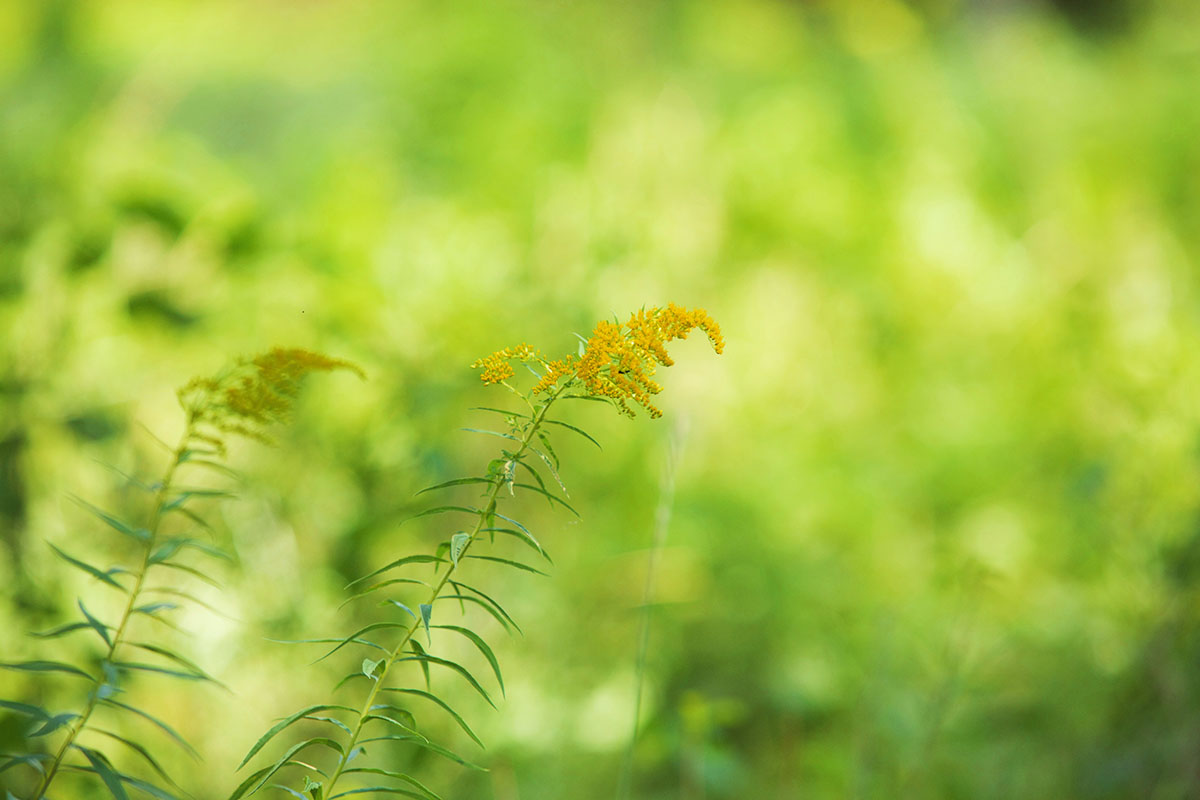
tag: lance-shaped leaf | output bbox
[338,767,440,800]
[156,560,222,588]
[127,642,227,688]
[236,705,357,769]
[478,527,550,562]
[431,625,504,696]
[268,637,389,654]
[340,577,430,609]
[242,737,344,796]
[379,688,484,748]
[149,537,232,565]
[0,752,49,775]
[444,581,522,634]
[543,419,602,449]
[408,641,431,691]
[329,788,428,800]
[29,711,79,737]
[470,406,529,419]
[463,555,548,576]
[0,660,92,679]
[512,483,578,517]
[111,661,207,682]
[72,496,151,543]
[357,735,487,772]
[346,555,446,589]
[317,622,411,662]
[101,698,199,758]
[419,604,433,644]
[78,600,113,646]
[91,727,181,789]
[47,543,126,590]
[459,428,521,443]
[393,653,495,709]
[74,745,131,800]
[416,477,493,496]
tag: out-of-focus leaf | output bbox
[47,543,126,590]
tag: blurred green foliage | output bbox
[2,0,1200,797]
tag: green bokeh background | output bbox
[3,1,1200,797]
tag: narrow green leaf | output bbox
[0,699,50,719]
[463,555,548,576]
[346,555,446,589]
[340,577,430,609]
[127,642,225,688]
[0,752,48,775]
[236,705,356,769]
[478,527,550,562]
[395,654,495,709]
[431,625,504,696]
[91,728,180,788]
[317,622,411,662]
[30,621,95,640]
[29,712,78,737]
[470,406,529,419]
[150,537,232,565]
[72,496,150,543]
[409,641,431,691]
[155,559,222,588]
[357,735,487,771]
[79,600,113,647]
[268,637,388,653]
[74,745,131,800]
[459,428,521,443]
[111,661,206,682]
[244,737,344,796]
[101,699,199,758]
[227,764,274,800]
[416,477,493,496]
[339,767,440,799]
[379,688,484,748]
[543,419,602,449]
[535,431,559,469]
[133,602,180,617]
[329,788,427,800]
[512,483,579,516]
[530,447,568,493]
[0,660,92,679]
[305,715,353,736]
[47,543,126,590]
[142,586,232,618]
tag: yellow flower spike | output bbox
[476,305,722,417]
[178,347,363,455]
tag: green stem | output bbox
[33,423,195,798]
[322,384,567,797]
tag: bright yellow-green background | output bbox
[3,1,1200,798]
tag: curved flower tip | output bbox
[474,305,723,418]
[178,347,364,455]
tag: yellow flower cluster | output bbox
[474,305,723,418]
[471,343,539,385]
[574,304,723,417]
[178,348,363,455]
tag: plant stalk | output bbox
[33,423,195,798]
[322,384,568,797]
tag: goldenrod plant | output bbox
[1,349,360,800]
[231,306,723,800]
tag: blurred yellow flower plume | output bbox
[178,347,364,455]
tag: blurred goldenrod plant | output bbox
[1,348,360,800]
[231,306,723,800]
